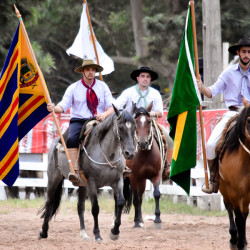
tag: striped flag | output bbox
[0,23,49,186]
[167,4,201,195]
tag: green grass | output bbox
[0,194,227,217]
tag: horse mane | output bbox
[92,109,134,141]
[224,107,250,153]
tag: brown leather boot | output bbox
[162,161,171,181]
[202,159,220,194]
[67,148,80,183]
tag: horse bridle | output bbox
[134,114,154,151]
[81,116,123,169]
[239,138,250,154]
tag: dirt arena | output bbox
[1,204,250,250]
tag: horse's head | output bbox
[133,102,154,151]
[113,104,136,160]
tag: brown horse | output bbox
[123,102,165,228]
[218,101,250,250]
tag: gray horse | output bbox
[38,105,136,242]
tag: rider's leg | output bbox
[161,126,173,180]
[67,148,80,183]
[201,158,219,194]
[202,112,235,194]
[67,120,83,183]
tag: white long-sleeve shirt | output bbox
[209,63,250,107]
[114,85,163,114]
[58,79,113,119]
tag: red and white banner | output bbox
[19,109,227,159]
[158,109,227,159]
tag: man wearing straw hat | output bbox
[47,59,114,184]
[114,66,173,179]
[197,38,250,194]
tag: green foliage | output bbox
[31,41,56,74]
[0,0,249,102]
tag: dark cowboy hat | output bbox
[130,66,158,81]
[228,38,250,55]
[74,59,103,73]
[150,83,164,95]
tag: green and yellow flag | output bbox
[167,4,201,195]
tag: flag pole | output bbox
[83,0,103,81]
[189,0,209,189]
[14,5,87,183]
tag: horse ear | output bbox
[242,96,250,108]
[112,104,120,117]
[146,101,153,112]
[131,102,137,115]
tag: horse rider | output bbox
[197,37,250,194]
[47,59,114,184]
[113,66,173,178]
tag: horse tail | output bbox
[38,179,63,220]
[123,177,133,214]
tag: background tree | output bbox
[0,0,249,103]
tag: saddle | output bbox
[58,118,99,148]
[79,119,100,148]
[215,114,239,161]
[152,119,168,176]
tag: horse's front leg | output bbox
[235,209,248,250]
[110,178,125,241]
[78,186,90,240]
[133,181,145,228]
[152,182,162,228]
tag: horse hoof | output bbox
[134,222,144,228]
[153,222,162,229]
[229,243,237,249]
[38,231,47,239]
[110,232,119,241]
[80,230,90,241]
[95,238,103,243]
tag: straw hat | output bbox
[130,66,158,81]
[228,38,250,55]
[74,59,103,73]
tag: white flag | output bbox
[66,4,114,75]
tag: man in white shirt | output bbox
[198,38,250,194]
[114,66,172,178]
[114,66,163,117]
[47,59,114,183]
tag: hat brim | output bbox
[228,43,250,55]
[130,69,158,81]
[74,64,103,73]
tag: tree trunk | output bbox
[130,0,148,65]
[202,0,224,109]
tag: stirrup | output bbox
[123,166,132,177]
[201,182,214,194]
[68,171,80,183]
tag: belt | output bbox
[228,106,239,112]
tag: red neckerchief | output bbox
[81,78,98,117]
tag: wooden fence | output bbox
[0,154,225,211]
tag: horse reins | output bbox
[239,138,250,154]
[152,119,166,174]
[82,116,123,169]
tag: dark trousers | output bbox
[67,118,88,148]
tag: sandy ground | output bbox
[0,205,249,250]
